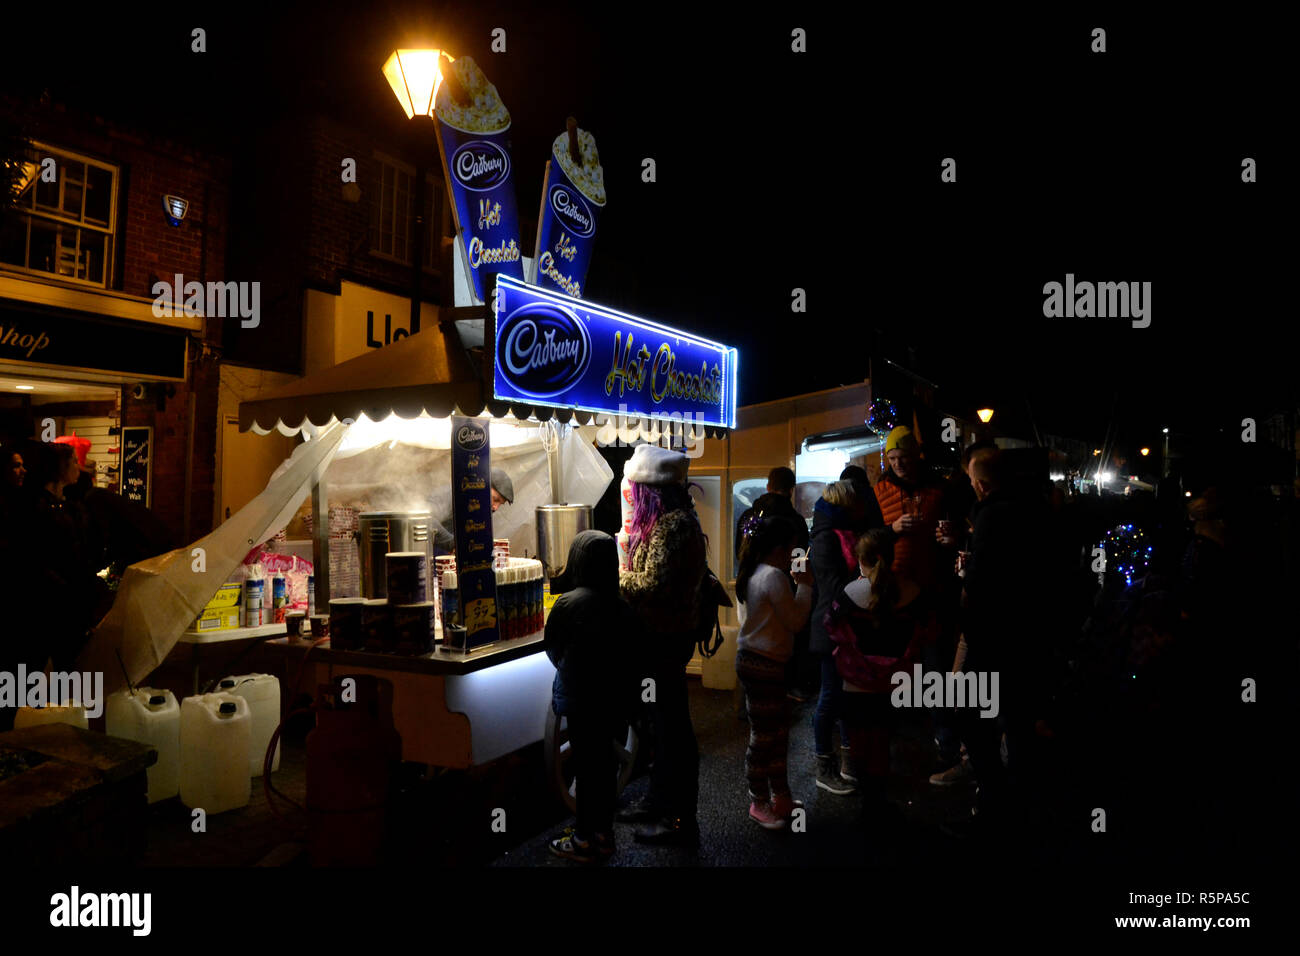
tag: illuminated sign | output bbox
[492,275,737,429]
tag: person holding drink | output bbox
[872,426,964,780]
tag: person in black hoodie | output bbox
[808,479,868,794]
[545,530,644,863]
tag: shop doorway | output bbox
[0,374,122,490]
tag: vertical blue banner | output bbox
[433,57,525,304]
[532,127,605,298]
[450,415,499,648]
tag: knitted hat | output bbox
[490,468,514,504]
[884,426,918,454]
[623,444,689,485]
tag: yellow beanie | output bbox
[884,426,917,454]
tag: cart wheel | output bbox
[544,707,640,814]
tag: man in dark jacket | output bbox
[734,467,808,562]
[955,448,1052,832]
[544,530,643,862]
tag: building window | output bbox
[370,154,414,263]
[370,153,444,272]
[0,143,117,286]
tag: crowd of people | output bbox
[542,425,1290,863]
[0,439,173,731]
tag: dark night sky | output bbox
[2,3,1290,455]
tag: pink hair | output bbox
[627,480,699,564]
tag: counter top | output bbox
[178,623,288,644]
[265,631,546,676]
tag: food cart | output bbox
[233,278,735,806]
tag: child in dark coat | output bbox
[544,530,643,862]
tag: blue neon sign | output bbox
[492,275,737,429]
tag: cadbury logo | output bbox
[453,141,511,191]
[549,185,594,238]
[457,424,488,450]
[497,303,591,397]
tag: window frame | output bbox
[369,151,416,266]
[2,141,119,288]
[369,152,447,275]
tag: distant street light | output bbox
[1093,449,1101,456]
[1140,447,1150,456]
[976,408,994,423]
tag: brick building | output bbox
[0,94,230,545]
[215,108,494,521]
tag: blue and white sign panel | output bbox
[492,275,738,429]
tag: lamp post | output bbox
[1162,427,1170,478]
[382,49,456,335]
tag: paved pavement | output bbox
[496,681,1019,868]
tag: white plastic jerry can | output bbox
[105,687,181,803]
[13,703,89,729]
[216,673,281,776]
[179,693,251,814]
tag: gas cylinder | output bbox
[305,674,402,866]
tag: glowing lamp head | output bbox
[1140,447,1150,456]
[976,408,994,424]
[382,49,455,119]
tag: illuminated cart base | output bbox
[267,634,555,768]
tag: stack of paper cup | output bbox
[620,477,634,533]
[616,530,631,571]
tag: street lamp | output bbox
[976,408,994,423]
[382,49,455,119]
[381,48,457,335]
[1140,447,1150,457]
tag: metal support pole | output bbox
[311,465,330,612]
[543,420,563,505]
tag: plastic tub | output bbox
[105,687,181,802]
[179,693,251,813]
[216,674,281,776]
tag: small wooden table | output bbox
[0,724,155,865]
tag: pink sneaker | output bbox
[749,800,787,830]
[771,795,804,819]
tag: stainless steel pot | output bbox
[536,504,593,584]
[357,512,433,599]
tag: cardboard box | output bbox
[191,583,243,632]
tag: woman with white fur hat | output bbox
[615,442,708,845]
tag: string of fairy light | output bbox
[1100,523,1153,587]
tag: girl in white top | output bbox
[734,514,813,829]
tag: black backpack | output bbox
[695,568,733,658]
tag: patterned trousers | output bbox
[736,648,792,802]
